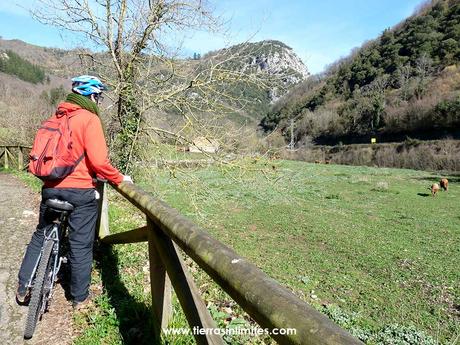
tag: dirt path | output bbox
[0,173,73,345]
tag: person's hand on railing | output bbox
[123,175,134,183]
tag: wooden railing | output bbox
[0,145,31,170]
[96,181,363,345]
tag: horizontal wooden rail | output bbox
[102,182,363,345]
[100,226,148,244]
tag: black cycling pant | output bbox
[18,187,98,302]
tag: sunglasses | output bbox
[94,93,104,104]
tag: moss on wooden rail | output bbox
[112,182,363,345]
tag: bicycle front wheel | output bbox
[24,238,55,339]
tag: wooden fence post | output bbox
[96,181,110,239]
[4,147,9,169]
[147,217,172,340]
[18,147,23,170]
[147,217,224,345]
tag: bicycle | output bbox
[23,198,73,339]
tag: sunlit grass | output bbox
[137,160,459,344]
[12,160,460,344]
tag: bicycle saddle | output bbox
[45,199,75,212]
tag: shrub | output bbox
[403,137,422,148]
[373,324,437,345]
[285,140,460,171]
[40,86,67,106]
[433,97,460,126]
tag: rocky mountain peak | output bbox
[209,40,309,102]
[245,40,309,81]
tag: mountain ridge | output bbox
[0,38,310,122]
[0,37,309,144]
[261,0,460,145]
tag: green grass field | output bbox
[136,160,459,344]
[11,160,460,344]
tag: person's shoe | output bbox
[72,297,92,311]
[16,284,30,305]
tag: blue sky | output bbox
[0,0,424,74]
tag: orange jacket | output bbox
[44,102,123,188]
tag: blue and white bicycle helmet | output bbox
[71,75,107,96]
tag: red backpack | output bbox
[29,110,84,180]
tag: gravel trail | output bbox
[0,173,72,345]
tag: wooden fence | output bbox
[0,145,30,170]
[96,181,363,345]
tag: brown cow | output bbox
[430,183,440,196]
[440,178,449,192]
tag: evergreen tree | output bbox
[0,50,46,84]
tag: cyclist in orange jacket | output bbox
[17,75,132,309]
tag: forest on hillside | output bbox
[0,50,46,84]
[261,0,460,145]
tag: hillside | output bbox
[199,40,309,121]
[0,38,74,144]
[0,50,45,84]
[261,0,460,145]
[0,39,84,76]
[206,40,309,102]
[0,39,308,142]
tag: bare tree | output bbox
[360,74,389,131]
[396,64,412,101]
[32,0,268,173]
[414,53,433,99]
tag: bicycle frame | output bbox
[25,209,69,309]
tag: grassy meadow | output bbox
[138,160,459,344]
[11,159,460,344]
